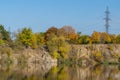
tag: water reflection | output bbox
[0,63,120,80]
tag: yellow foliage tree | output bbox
[110,34,116,43]
[35,32,45,46]
[0,33,4,44]
[91,31,101,43]
[77,35,91,44]
[17,28,37,48]
[31,34,37,49]
[116,34,120,43]
[101,32,111,43]
[47,35,70,59]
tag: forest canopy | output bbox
[0,24,120,59]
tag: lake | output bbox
[0,63,120,80]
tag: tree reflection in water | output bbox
[0,63,120,80]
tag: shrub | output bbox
[92,51,104,62]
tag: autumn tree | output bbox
[57,28,66,37]
[100,32,111,43]
[31,34,37,49]
[116,34,120,43]
[109,34,116,43]
[35,32,45,46]
[16,27,37,48]
[60,25,78,43]
[91,31,101,43]
[77,35,91,44]
[47,35,70,59]
[45,26,58,41]
[0,33,4,44]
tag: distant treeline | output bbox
[0,24,120,59]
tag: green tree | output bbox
[0,25,11,43]
[17,27,37,48]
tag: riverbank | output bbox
[0,45,57,66]
[70,44,120,65]
[0,44,120,66]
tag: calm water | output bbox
[0,63,120,80]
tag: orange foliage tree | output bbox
[45,27,58,41]
[60,26,78,43]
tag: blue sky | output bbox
[0,0,120,35]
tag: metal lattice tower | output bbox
[104,6,110,34]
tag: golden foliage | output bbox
[35,32,45,46]
[116,34,120,43]
[101,32,111,43]
[109,34,116,43]
[17,28,37,48]
[92,51,104,62]
[47,35,70,59]
[92,31,101,43]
